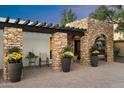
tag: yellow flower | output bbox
[64,51,74,58]
[7,52,23,62]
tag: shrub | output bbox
[63,46,74,59]
[63,46,71,52]
[7,52,23,63]
[6,47,23,63]
[8,47,21,54]
[26,52,38,61]
[64,51,74,59]
[91,44,99,56]
[114,47,120,57]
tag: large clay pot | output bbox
[8,63,22,82]
[62,58,71,72]
[90,56,98,67]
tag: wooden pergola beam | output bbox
[45,23,52,28]
[38,22,46,27]
[0,17,86,34]
[15,18,20,24]
[5,17,10,23]
[30,21,39,26]
[23,20,30,25]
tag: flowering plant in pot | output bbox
[26,51,38,64]
[62,46,74,72]
[90,45,99,67]
[7,47,23,82]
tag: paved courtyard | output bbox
[0,61,124,88]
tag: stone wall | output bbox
[3,27,23,80]
[82,19,113,65]
[67,18,114,65]
[2,18,114,79]
[52,32,67,71]
[66,18,88,29]
[67,34,74,52]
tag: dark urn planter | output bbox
[62,58,71,72]
[90,56,98,67]
[8,63,22,82]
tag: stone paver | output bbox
[0,62,124,88]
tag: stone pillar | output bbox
[106,30,114,63]
[52,32,67,71]
[67,34,74,52]
[80,35,90,65]
[3,27,23,80]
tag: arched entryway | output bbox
[95,35,106,61]
[80,19,114,65]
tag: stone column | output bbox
[3,27,23,80]
[106,30,114,63]
[67,34,74,52]
[52,32,67,71]
[80,36,90,65]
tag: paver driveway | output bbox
[0,62,124,88]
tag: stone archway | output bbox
[80,19,114,65]
[66,18,113,66]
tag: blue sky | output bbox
[0,5,100,24]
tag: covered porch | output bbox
[0,17,114,81]
[0,17,85,80]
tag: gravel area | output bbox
[0,61,124,88]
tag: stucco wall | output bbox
[0,31,51,69]
[114,32,124,40]
[23,32,51,67]
[0,30,3,69]
[114,41,124,56]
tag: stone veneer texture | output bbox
[2,18,114,79]
[67,18,114,65]
[52,32,67,71]
[3,27,23,80]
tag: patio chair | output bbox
[39,53,49,67]
[28,57,37,67]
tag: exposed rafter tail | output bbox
[5,17,10,23]
[23,20,30,25]
[31,21,39,26]
[15,18,20,24]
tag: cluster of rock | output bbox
[2,18,114,80]
[67,18,114,65]
[3,27,23,80]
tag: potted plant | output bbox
[114,46,120,61]
[90,45,99,67]
[26,52,38,65]
[62,46,74,72]
[7,47,23,82]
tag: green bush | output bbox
[63,46,71,52]
[63,46,74,59]
[26,52,38,61]
[114,47,120,57]
[91,44,99,56]
[8,47,21,54]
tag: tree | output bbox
[89,5,114,21]
[60,9,77,26]
[89,5,124,32]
